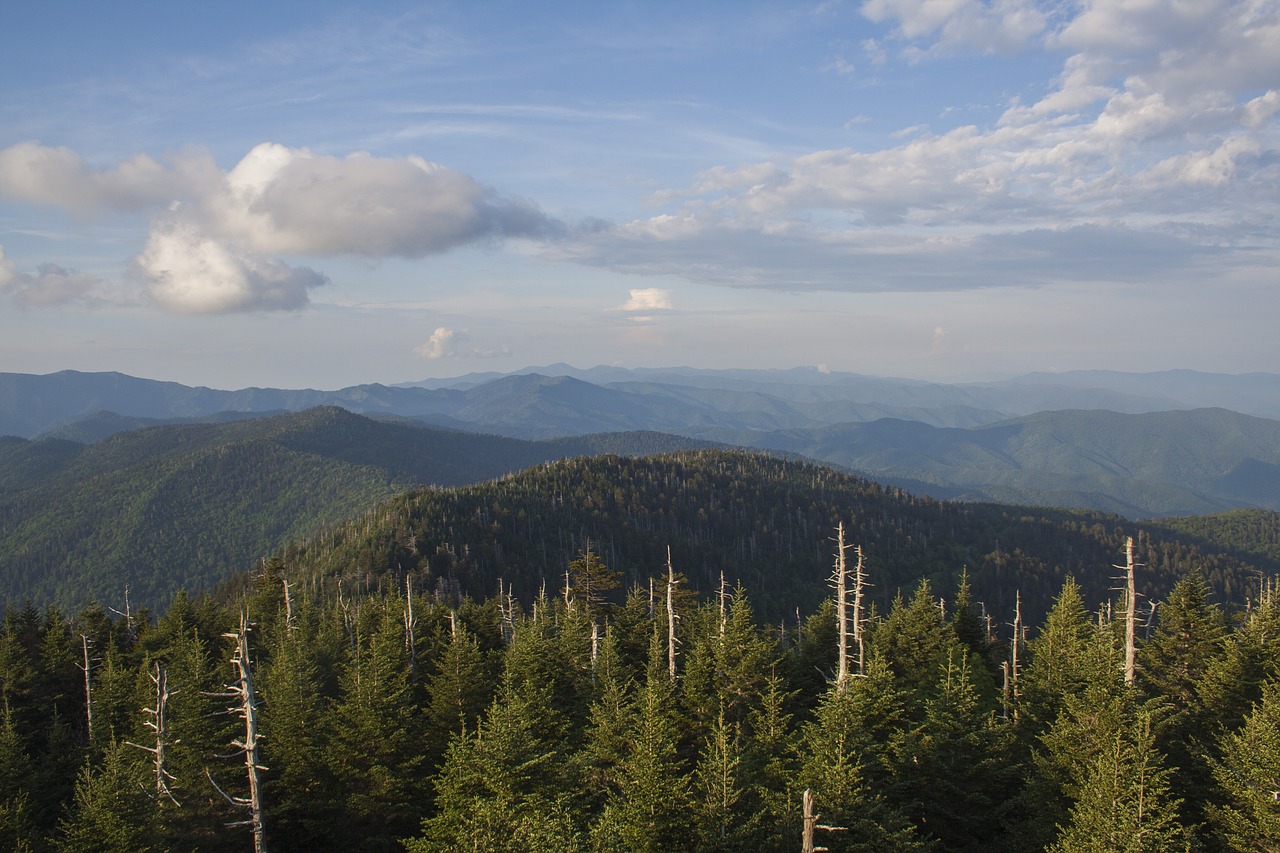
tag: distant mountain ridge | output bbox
[4,367,1278,519]
[5,366,1279,441]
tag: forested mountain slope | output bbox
[270,450,1272,628]
[0,408,717,608]
[738,407,1280,516]
[2,488,1277,851]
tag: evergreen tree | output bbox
[798,656,923,852]
[1048,708,1188,853]
[423,618,492,769]
[409,647,581,852]
[888,649,1014,851]
[591,632,691,852]
[1208,678,1280,851]
[692,707,762,851]
[1136,572,1228,832]
[55,741,157,853]
[327,599,427,852]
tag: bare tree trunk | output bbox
[832,524,849,688]
[209,612,268,853]
[801,788,846,852]
[667,548,679,680]
[404,575,417,681]
[718,570,728,640]
[852,544,866,677]
[79,634,94,743]
[1006,591,1023,720]
[802,788,817,853]
[128,663,179,805]
[1122,536,1137,685]
[282,576,295,633]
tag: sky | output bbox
[0,0,1276,390]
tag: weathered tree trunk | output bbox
[79,634,94,743]
[832,525,850,688]
[1123,536,1138,685]
[209,612,268,853]
[801,788,846,852]
[667,548,679,680]
[128,662,179,805]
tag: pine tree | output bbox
[888,648,1014,851]
[409,657,581,852]
[798,656,922,852]
[591,631,691,852]
[1048,708,1188,853]
[327,599,427,852]
[55,741,157,853]
[1209,678,1280,851]
[1136,572,1228,832]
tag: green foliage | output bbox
[1209,678,1280,851]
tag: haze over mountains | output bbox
[3,366,1278,520]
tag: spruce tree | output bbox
[1209,678,1280,851]
[55,741,157,853]
[1048,708,1188,853]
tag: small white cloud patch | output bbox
[621,288,673,311]
[415,327,456,359]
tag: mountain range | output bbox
[3,366,1277,518]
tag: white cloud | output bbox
[415,327,456,359]
[621,288,674,311]
[0,245,113,308]
[413,326,510,359]
[560,0,1279,295]
[0,142,217,216]
[136,219,327,314]
[208,143,559,257]
[0,140,564,315]
[861,0,1048,55]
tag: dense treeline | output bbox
[1,539,1279,851]
[270,451,1270,627]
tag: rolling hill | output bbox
[0,408,718,608]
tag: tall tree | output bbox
[1208,678,1280,851]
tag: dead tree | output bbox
[1117,536,1140,685]
[404,575,418,681]
[77,634,95,743]
[208,612,268,853]
[831,524,852,688]
[829,524,867,687]
[1125,538,1137,684]
[718,570,729,640]
[1003,591,1024,721]
[801,788,847,853]
[127,662,179,805]
[666,548,680,680]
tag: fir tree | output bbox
[1209,678,1280,851]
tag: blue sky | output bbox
[1,0,1276,389]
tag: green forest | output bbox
[2,450,1279,850]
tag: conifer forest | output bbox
[2,451,1279,852]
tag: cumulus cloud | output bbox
[208,143,560,256]
[135,219,328,314]
[415,327,456,359]
[413,326,510,359]
[621,288,673,311]
[0,245,113,308]
[0,142,216,216]
[0,141,563,314]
